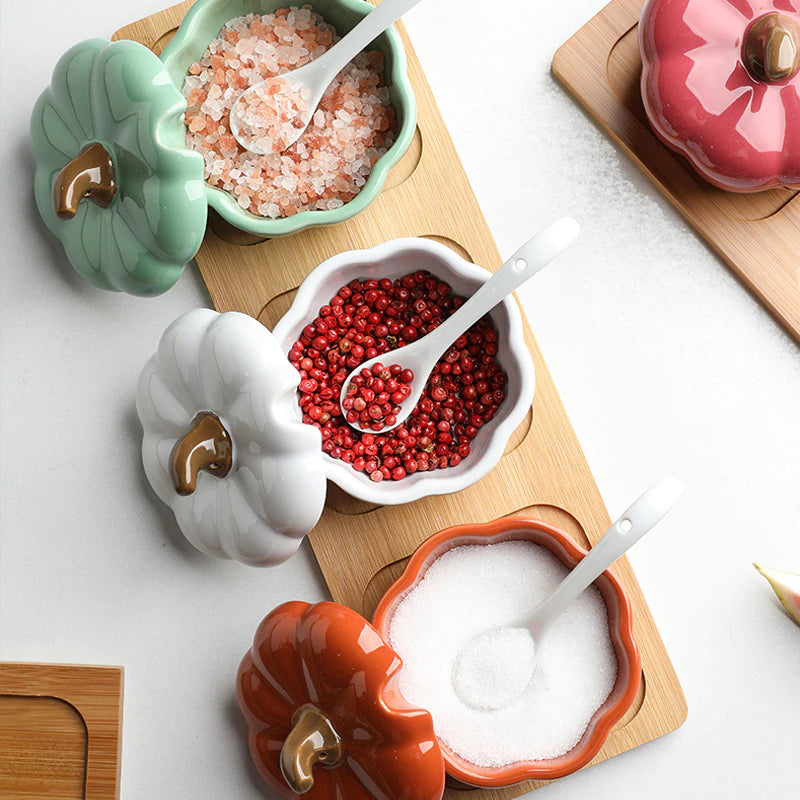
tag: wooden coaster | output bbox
[114,3,687,795]
[552,0,800,344]
[0,662,124,800]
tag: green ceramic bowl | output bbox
[160,0,417,236]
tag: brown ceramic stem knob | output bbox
[171,412,233,495]
[52,142,117,220]
[743,13,800,82]
[280,705,344,793]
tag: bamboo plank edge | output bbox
[0,662,124,800]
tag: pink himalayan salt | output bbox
[231,76,311,154]
[182,6,397,218]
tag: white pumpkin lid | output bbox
[136,308,326,567]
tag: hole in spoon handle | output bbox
[506,218,580,280]
[522,478,683,635]
[422,218,581,355]
[613,477,684,541]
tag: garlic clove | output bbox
[754,563,800,626]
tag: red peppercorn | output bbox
[431,387,447,403]
[299,379,317,394]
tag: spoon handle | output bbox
[307,0,425,81]
[523,477,684,640]
[417,217,580,359]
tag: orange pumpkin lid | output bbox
[236,600,445,800]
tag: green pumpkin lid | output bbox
[31,38,207,296]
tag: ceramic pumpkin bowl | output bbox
[372,518,642,788]
[236,600,445,800]
[31,1,415,294]
[236,519,641,796]
[136,238,535,566]
[271,237,535,507]
[159,0,417,237]
[639,0,800,191]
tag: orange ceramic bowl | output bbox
[372,517,642,788]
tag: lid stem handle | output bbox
[52,142,116,219]
[170,412,233,495]
[280,705,344,793]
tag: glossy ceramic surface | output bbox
[271,237,536,506]
[372,518,642,787]
[236,601,445,800]
[639,0,800,192]
[159,0,417,236]
[30,39,207,295]
[136,308,326,566]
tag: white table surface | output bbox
[2,0,798,797]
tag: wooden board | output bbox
[0,662,124,800]
[114,4,687,796]
[552,0,800,344]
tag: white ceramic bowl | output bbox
[272,238,535,505]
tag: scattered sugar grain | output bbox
[388,541,618,766]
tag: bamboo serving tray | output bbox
[552,0,800,344]
[115,3,687,796]
[0,662,124,800]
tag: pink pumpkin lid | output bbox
[639,0,800,191]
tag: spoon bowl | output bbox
[452,476,684,711]
[339,217,580,434]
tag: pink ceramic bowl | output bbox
[372,517,642,787]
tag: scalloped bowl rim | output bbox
[158,0,417,236]
[271,237,536,505]
[371,517,643,786]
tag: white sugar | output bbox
[388,540,617,766]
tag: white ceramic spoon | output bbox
[230,0,423,155]
[339,217,580,434]
[452,476,684,712]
